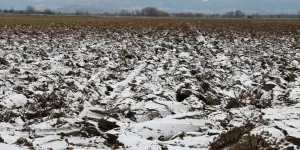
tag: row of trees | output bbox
[119,7,170,17]
[115,8,300,18]
[0,6,244,18]
[1,6,300,18]
[223,10,245,18]
[117,7,245,18]
[0,6,91,16]
[118,8,248,18]
[0,6,55,14]
[74,11,90,16]
[118,8,300,18]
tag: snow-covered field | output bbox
[0,21,300,150]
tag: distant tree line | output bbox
[0,6,55,15]
[118,7,170,17]
[0,6,84,15]
[116,8,300,18]
[0,6,300,19]
[74,11,90,16]
[116,7,205,17]
[223,10,245,18]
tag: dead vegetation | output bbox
[210,124,281,150]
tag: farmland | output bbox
[0,15,103,25]
[0,16,300,149]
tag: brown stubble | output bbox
[1,16,300,38]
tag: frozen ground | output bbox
[0,23,300,150]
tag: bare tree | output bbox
[102,12,115,16]
[223,11,234,18]
[298,11,300,18]
[74,11,90,16]
[223,10,244,18]
[141,7,159,17]
[25,6,35,14]
[235,10,245,18]
[211,13,220,18]
[158,11,169,17]
[195,13,205,17]
[119,9,131,16]
[75,11,84,15]
[135,10,141,16]
[43,8,54,15]
[173,12,194,17]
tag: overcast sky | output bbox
[0,0,299,14]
